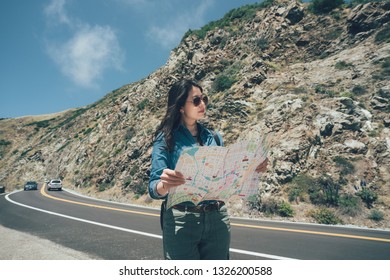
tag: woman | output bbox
[149,79,230,260]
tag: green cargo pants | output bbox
[162,204,231,260]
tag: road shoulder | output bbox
[0,225,99,260]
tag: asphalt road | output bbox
[1,185,390,260]
[0,224,97,260]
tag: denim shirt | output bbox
[149,123,223,201]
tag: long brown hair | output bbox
[155,79,203,152]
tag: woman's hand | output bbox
[157,169,185,195]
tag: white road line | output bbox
[5,192,162,239]
[5,191,297,260]
[229,248,296,260]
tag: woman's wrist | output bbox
[156,181,168,196]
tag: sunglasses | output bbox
[187,95,209,107]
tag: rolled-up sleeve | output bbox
[149,133,169,200]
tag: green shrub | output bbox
[288,174,316,203]
[256,37,269,50]
[307,175,341,206]
[335,61,353,70]
[333,156,355,175]
[351,85,367,96]
[292,86,308,95]
[55,108,87,129]
[309,0,344,14]
[125,127,136,141]
[338,194,362,216]
[182,1,274,40]
[340,91,354,99]
[278,201,294,217]
[258,198,295,217]
[20,148,31,158]
[123,177,132,188]
[309,207,343,225]
[212,75,237,92]
[308,183,325,205]
[219,59,231,67]
[318,175,340,206]
[0,140,11,146]
[137,99,149,111]
[114,148,122,156]
[129,165,138,177]
[211,61,243,93]
[315,85,336,97]
[356,188,378,208]
[83,127,93,135]
[98,182,110,192]
[132,183,147,195]
[307,175,343,206]
[368,209,384,221]
[25,118,55,130]
[260,197,279,215]
[288,187,303,203]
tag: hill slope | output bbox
[0,0,389,228]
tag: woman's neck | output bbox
[182,120,198,136]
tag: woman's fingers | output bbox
[161,169,185,181]
[160,169,186,187]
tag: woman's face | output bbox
[180,86,207,123]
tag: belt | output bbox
[172,201,225,213]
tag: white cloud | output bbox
[44,0,71,26]
[147,0,215,49]
[44,0,125,88]
[47,25,124,88]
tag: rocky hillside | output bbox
[0,0,389,228]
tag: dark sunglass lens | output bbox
[192,96,208,106]
[193,96,201,106]
[202,96,208,105]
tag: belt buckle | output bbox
[187,205,199,213]
[205,203,218,212]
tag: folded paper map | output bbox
[167,138,269,209]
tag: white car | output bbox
[48,179,62,191]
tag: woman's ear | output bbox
[180,107,184,113]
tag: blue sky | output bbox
[0,0,262,118]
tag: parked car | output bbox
[47,179,62,191]
[24,181,38,191]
